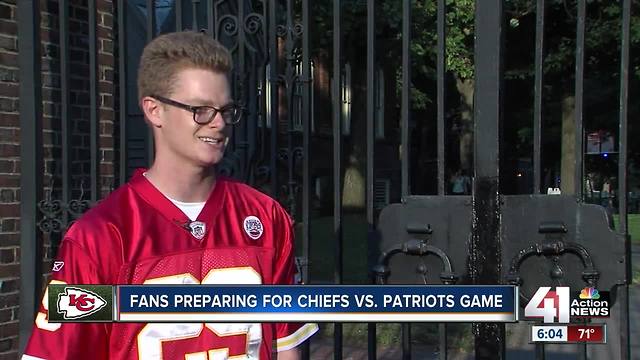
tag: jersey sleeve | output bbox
[271,204,319,352]
[22,239,110,360]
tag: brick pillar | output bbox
[0,0,21,357]
[0,0,118,358]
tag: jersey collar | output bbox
[128,168,226,234]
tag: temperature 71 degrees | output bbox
[578,328,594,339]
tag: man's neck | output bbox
[145,161,217,203]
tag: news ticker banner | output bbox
[47,284,517,323]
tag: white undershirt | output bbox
[167,197,205,221]
[143,172,205,221]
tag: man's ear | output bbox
[140,96,163,128]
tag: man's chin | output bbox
[197,156,225,168]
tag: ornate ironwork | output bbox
[219,14,238,37]
[244,13,262,35]
[505,221,600,304]
[371,225,458,285]
[37,178,94,234]
[37,197,63,234]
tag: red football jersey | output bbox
[23,169,318,360]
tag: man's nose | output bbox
[208,111,226,129]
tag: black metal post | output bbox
[301,0,312,358]
[89,0,99,201]
[18,0,42,354]
[191,0,199,30]
[118,0,127,185]
[175,0,183,31]
[574,0,585,201]
[285,0,296,218]
[146,0,156,165]
[533,0,545,194]
[437,0,446,197]
[401,0,412,356]
[437,0,448,356]
[332,0,343,358]
[60,0,70,227]
[401,0,411,198]
[618,1,631,359]
[472,1,505,359]
[533,1,546,355]
[574,3,586,357]
[268,0,279,197]
[207,0,214,36]
[366,0,377,358]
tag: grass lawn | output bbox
[612,213,640,245]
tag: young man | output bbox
[23,31,317,360]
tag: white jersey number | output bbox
[137,267,262,360]
[35,280,66,332]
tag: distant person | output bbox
[451,170,471,195]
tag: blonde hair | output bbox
[137,31,232,100]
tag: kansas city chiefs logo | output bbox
[57,287,107,320]
[243,216,264,240]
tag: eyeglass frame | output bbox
[150,94,243,125]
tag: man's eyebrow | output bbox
[188,98,233,107]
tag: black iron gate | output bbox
[17,0,634,359]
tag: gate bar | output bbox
[146,0,156,164]
[534,0,547,351]
[118,0,127,185]
[175,0,183,31]
[332,0,344,358]
[285,0,295,233]
[618,1,631,359]
[437,0,446,196]
[574,3,586,357]
[472,0,505,358]
[60,0,71,225]
[268,0,279,197]
[401,0,411,199]
[366,0,376,358]
[532,0,545,194]
[301,0,312,358]
[437,0,448,356]
[574,0,585,201]
[207,0,214,37]
[401,0,412,356]
[18,0,43,353]
[237,0,247,154]
[191,0,198,30]
[89,0,99,201]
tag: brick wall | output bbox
[0,0,117,358]
[0,0,21,357]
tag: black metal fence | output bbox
[17,0,634,359]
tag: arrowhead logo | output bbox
[57,287,107,320]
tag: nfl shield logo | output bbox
[189,221,206,240]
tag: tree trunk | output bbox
[342,74,366,210]
[560,95,576,194]
[456,77,475,172]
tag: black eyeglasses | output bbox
[151,95,242,125]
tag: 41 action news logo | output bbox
[524,286,610,323]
